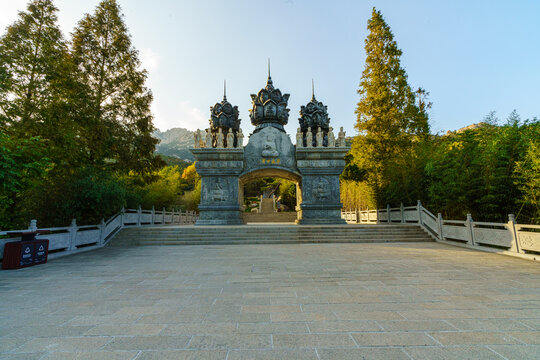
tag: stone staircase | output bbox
[243,212,298,223]
[260,198,274,213]
[110,224,433,246]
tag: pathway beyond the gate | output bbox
[1,242,539,359]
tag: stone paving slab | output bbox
[1,242,540,359]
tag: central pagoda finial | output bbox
[312,78,315,100]
[267,58,273,87]
[249,63,290,133]
[223,79,227,101]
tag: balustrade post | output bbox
[386,204,391,223]
[28,219,38,232]
[151,206,155,225]
[437,213,444,241]
[163,207,166,224]
[137,205,142,227]
[99,218,105,246]
[417,200,423,225]
[466,213,475,246]
[355,208,360,224]
[400,203,405,223]
[376,208,380,224]
[366,207,369,223]
[120,207,125,227]
[508,214,520,253]
[68,219,77,250]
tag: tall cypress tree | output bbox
[0,0,85,168]
[0,0,66,132]
[71,0,160,172]
[351,8,429,207]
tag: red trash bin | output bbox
[2,231,49,270]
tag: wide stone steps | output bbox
[110,224,433,246]
[243,212,298,223]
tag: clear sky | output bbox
[1,0,539,136]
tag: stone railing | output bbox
[342,201,540,261]
[0,207,198,261]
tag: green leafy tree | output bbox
[140,166,183,209]
[0,132,48,228]
[351,8,429,207]
[276,179,296,211]
[0,0,65,131]
[71,0,161,172]
[22,167,130,226]
[424,112,538,223]
[0,0,88,167]
[514,120,540,223]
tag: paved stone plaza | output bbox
[1,242,539,359]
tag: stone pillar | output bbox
[437,213,444,241]
[28,219,38,232]
[191,147,244,225]
[68,219,77,250]
[466,213,474,246]
[99,219,106,246]
[508,214,520,253]
[296,147,348,224]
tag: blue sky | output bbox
[1,0,539,136]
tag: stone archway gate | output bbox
[190,73,349,225]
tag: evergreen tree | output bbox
[0,0,86,167]
[351,8,429,207]
[71,0,161,172]
[0,0,66,132]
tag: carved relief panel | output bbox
[303,175,339,204]
[201,177,238,205]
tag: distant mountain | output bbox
[154,128,195,161]
[445,122,488,136]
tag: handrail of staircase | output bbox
[0,207,198,262]
[341,201,539,261]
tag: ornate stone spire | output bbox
[208,81,241,147]
[299,81,331,146]
[249,64,290,133]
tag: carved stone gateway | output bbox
[190,72,349,225]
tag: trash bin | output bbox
[2,231,49,270]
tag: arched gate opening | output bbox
[239,168,302,223]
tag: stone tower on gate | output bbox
[190,70,349,225]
